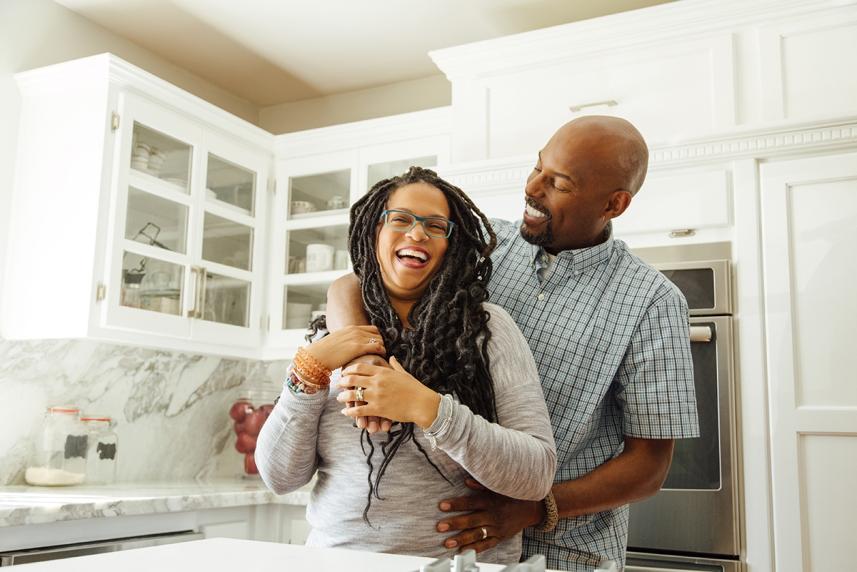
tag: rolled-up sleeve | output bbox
[615,289,699,439]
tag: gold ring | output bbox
[481,527,488,540]
[367,337,378,344]
[355,387,365,402]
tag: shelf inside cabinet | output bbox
[129,169,190,201]
[283,269,351,286]
[286,209,350,226]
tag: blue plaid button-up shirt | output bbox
[487,219,699,571]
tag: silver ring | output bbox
[367,337,378,344]
[481,527,488,540]
[355,387,365,402]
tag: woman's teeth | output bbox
[396,248,428,262]
[526,204,547,218]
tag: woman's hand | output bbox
[302,325,386,372]
[337,357,441,429]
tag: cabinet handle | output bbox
[187,266,204,318]
[669,228,696,238]
[569,99,618,113]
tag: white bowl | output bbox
[291,200,317,214]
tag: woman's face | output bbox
[375,182,451,301]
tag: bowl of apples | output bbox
[229,388,279,477]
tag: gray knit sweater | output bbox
[256,303,557,563]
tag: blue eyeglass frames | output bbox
[378,209,455,239]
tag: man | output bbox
[327,116,698,570]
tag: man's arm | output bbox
[326,273,393,433]
[436,436,673,551]
[326,273,368,330]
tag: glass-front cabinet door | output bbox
[267,137,450,357]
[105,93,267,348]
[269,151,356,353]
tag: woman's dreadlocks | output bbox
[348,166,498,525]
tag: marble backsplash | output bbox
[0,338,289,486]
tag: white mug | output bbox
[334,250,349,270]
[306,244,335,272]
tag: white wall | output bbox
[0,0,260,317]
[259,74,451,134]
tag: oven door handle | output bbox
[689,325,712,343]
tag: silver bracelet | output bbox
[424,394,454,451]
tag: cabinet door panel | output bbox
[104,92,201,339]
[759,7,857,122]
[760,151,857,571]
[484,36,734,158]
[191,130,268,349]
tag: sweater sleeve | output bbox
[254,372,330,495]
[423,303,557,501]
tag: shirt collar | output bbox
[530,222,615,278]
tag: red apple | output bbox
[229,400,253,422]
[235,432,257,454]
[234,420,246,435]
[260,404,274,417]
[243,409,267,437]
[244,452,258,474]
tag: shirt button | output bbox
[537,293,545,300]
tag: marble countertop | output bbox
[0,478,310,528]
[11,538,561,572]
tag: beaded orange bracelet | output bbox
[292,347,331,387]
[292,366,326,391]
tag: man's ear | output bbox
[605,190,632,220]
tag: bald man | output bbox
[327,117,699,570]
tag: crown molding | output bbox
[272,107,452,158]
[430,0,852,79]
[651,117,857,167]
[16,53,274,151]
[440,117,857,195]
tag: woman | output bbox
[255,167,555,563]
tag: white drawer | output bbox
[612,169,731,237]
[482,35,736,158]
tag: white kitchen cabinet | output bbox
[265,114,451,358]
[2,55,450,360]
[2,54,272,357]
[453,35,735,160]
[430,0,857,164]
[758,151,857,572]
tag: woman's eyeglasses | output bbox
[379,209,455,239]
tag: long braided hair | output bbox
[349,166,498,524]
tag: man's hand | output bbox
[436,479,544,553]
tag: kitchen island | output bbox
[10,537,563,571]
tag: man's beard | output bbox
[519,219,553,247]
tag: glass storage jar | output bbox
[228,385,280,477]
[82,415,118,484]
[25,406,88,486]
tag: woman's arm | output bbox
[338,305,557,501]
[422,305,556,501]
[255,380,328,495]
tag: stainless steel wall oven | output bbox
[626,258,742,572]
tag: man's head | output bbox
[520,115,649,253]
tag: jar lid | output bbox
[47,406,80,414]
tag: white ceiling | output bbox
[54,0,675,107]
